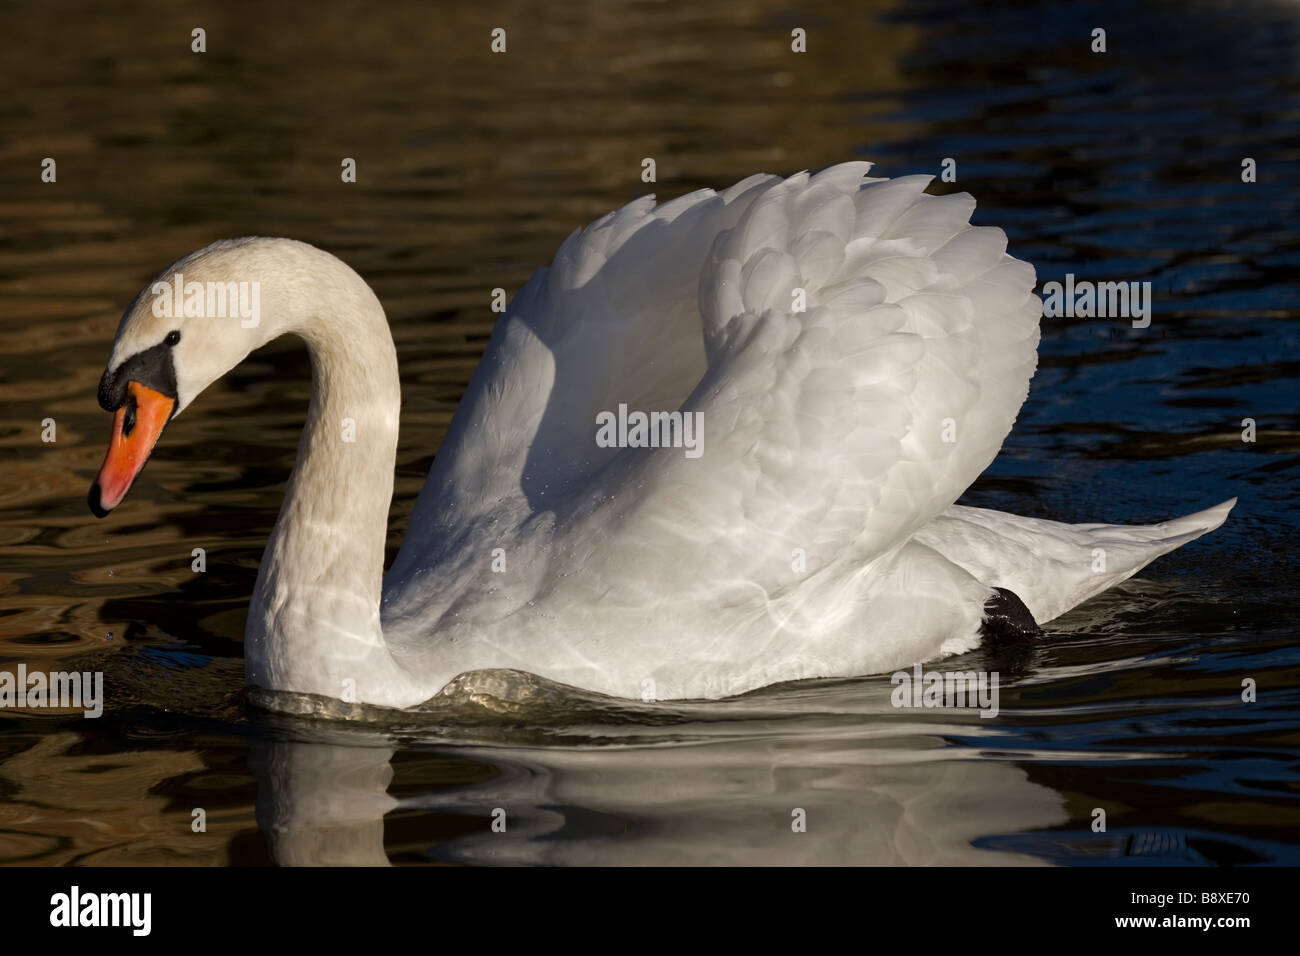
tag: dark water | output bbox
[1,0,1297,865]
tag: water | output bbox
[1,0,1298,865]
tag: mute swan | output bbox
[88,162,1235,709]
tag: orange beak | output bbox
[88,381,175,517]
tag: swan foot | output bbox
[979,587,1043,647]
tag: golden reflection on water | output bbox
[0,733,231,865]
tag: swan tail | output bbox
[913,498,1237,625]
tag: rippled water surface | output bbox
[1,0,1298,865]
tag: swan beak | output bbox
[88,381,175,517]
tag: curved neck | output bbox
[242,246,420,705]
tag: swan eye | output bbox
[165,330,181,346]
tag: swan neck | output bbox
[243,249,410,702]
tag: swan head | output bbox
[88,238,288,517]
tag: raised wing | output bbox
[552,165,1042,604]
[388,163,1041,620]
[389,170,788,578]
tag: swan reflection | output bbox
[252,673,1068,866]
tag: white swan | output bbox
[88,162,1234,709]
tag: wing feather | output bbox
[389,164,1041,621]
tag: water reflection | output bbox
[253,737,396,867]
[250,682,1070,866]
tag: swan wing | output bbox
[390,170,788,574]
[390,164,1040,611]
[556,165,1042,602]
